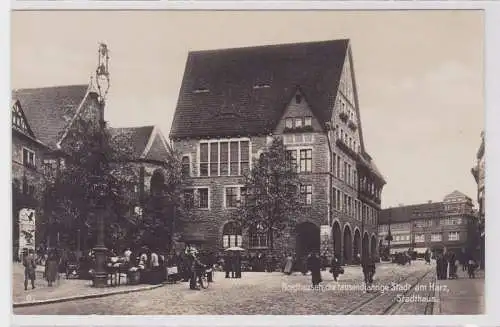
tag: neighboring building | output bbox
[379,191,476,257]
[12,84,172,257]
[170,39,385,263]
[471,131,485,268]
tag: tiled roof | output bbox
[109,126,155,159]
[12,85,89,149]
[443,190,471,202]
[379,202,444,224]
[170,39,350,139]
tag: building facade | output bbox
[170,39,385,263]
[471,131,485,268]
[379,191,476,257]
[12,84,172,258]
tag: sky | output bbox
[10,10,484,208]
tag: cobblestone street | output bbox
[14,261,438,315]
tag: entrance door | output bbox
[295,222,320,258]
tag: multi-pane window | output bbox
[300,185,313,205]
[304,117,312,127]
[222,222,242,248]
[347,164,352,186]
[225,187,239,208]
[198,188,209,209]
[249,223,268,248]
[336,190,341,211]
[22,148,35,168]
[181,156,190,177]
[183,188,209,209]
[199,140,250,177]
[343,162,348,182]
[448,231,460,241]
[299,149,312,172]
[285,118,293,129]
[286,150,297,171]
[210,143,219,175]
[220,142,229,175]
[415,234,425,243]
[353,170,358,189]
[200,143,209,176]
[240,141,250,175]
[348,196,352,216]
[431,233,442,242]
[43,159,58,177]
[230,142,239,176]
[294,118,303,128]
[343,194,348,213]
[332,187,337,210]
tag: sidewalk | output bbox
[434,267,485,315]
[12,263,165,307]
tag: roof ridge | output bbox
[188,39,350,55]
[12,84,90,93]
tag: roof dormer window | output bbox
[193,88,210,94]
[253,84,270,90]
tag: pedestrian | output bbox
[150,249,161,284]
[22,249,36,291]
[361,255,374,292]
[283,253,293,275]
[467,258,477,278]
[224,251,232,278]
[424,249,431,265]
[308,252,322,287]
[329,255,342,282]
[124,248,132,263]
[301,254,310,276]
[232,251,241,278]
[45,250,59,287]
[448,251,457,279]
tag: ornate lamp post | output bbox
[91,43,110,288]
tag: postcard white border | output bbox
[3,1,500,326]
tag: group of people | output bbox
[21,248,62,290]
[436,250,478,280]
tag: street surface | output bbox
[14,261,440,315]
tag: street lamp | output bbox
[90,175,108,288]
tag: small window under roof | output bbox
[253,84,271,90]
[193,88,210,94]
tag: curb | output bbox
[13,282,166,308]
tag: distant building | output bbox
[379,191,476,257]
[471,131,485,268]
[170,39,385,262]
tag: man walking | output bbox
[23,249,36,290]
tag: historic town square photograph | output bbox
[10,10,484,315]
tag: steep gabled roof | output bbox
[170,39,350,139]
[443,190,472,202]
[109,125,170,162]
[12,85,90,149]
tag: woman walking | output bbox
[45,250,59,287]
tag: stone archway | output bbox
[295,222,320,258]
[362,232,370,258]
[332,221,342,260]
[343,225,353,264]
[353,229,361,259]
[371,235,377,258]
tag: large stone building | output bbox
[471,131,485,268]
[11,83,171,258]
[379,191,477,257]
[170,39,385,263]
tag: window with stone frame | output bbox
[198,188,209,209]
[285,118,293,129]
[448,231,459,241]
[225,187,239,208]
[286,150,297,172]
[220,142,229,175]
[249,222,268,248]
[22,148,36,168]
[181,156,191,178]
[431,233,442,242]
[240,141,249,175]
[222,221,242,248]
[300,185,313,205]
[299,149,312,173]
[210,143,219,176]
[199,143,209,176]
[229,141,239,176]
[43,159,58,178]
[304,116,312,127]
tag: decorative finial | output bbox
[95,42,110,104]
